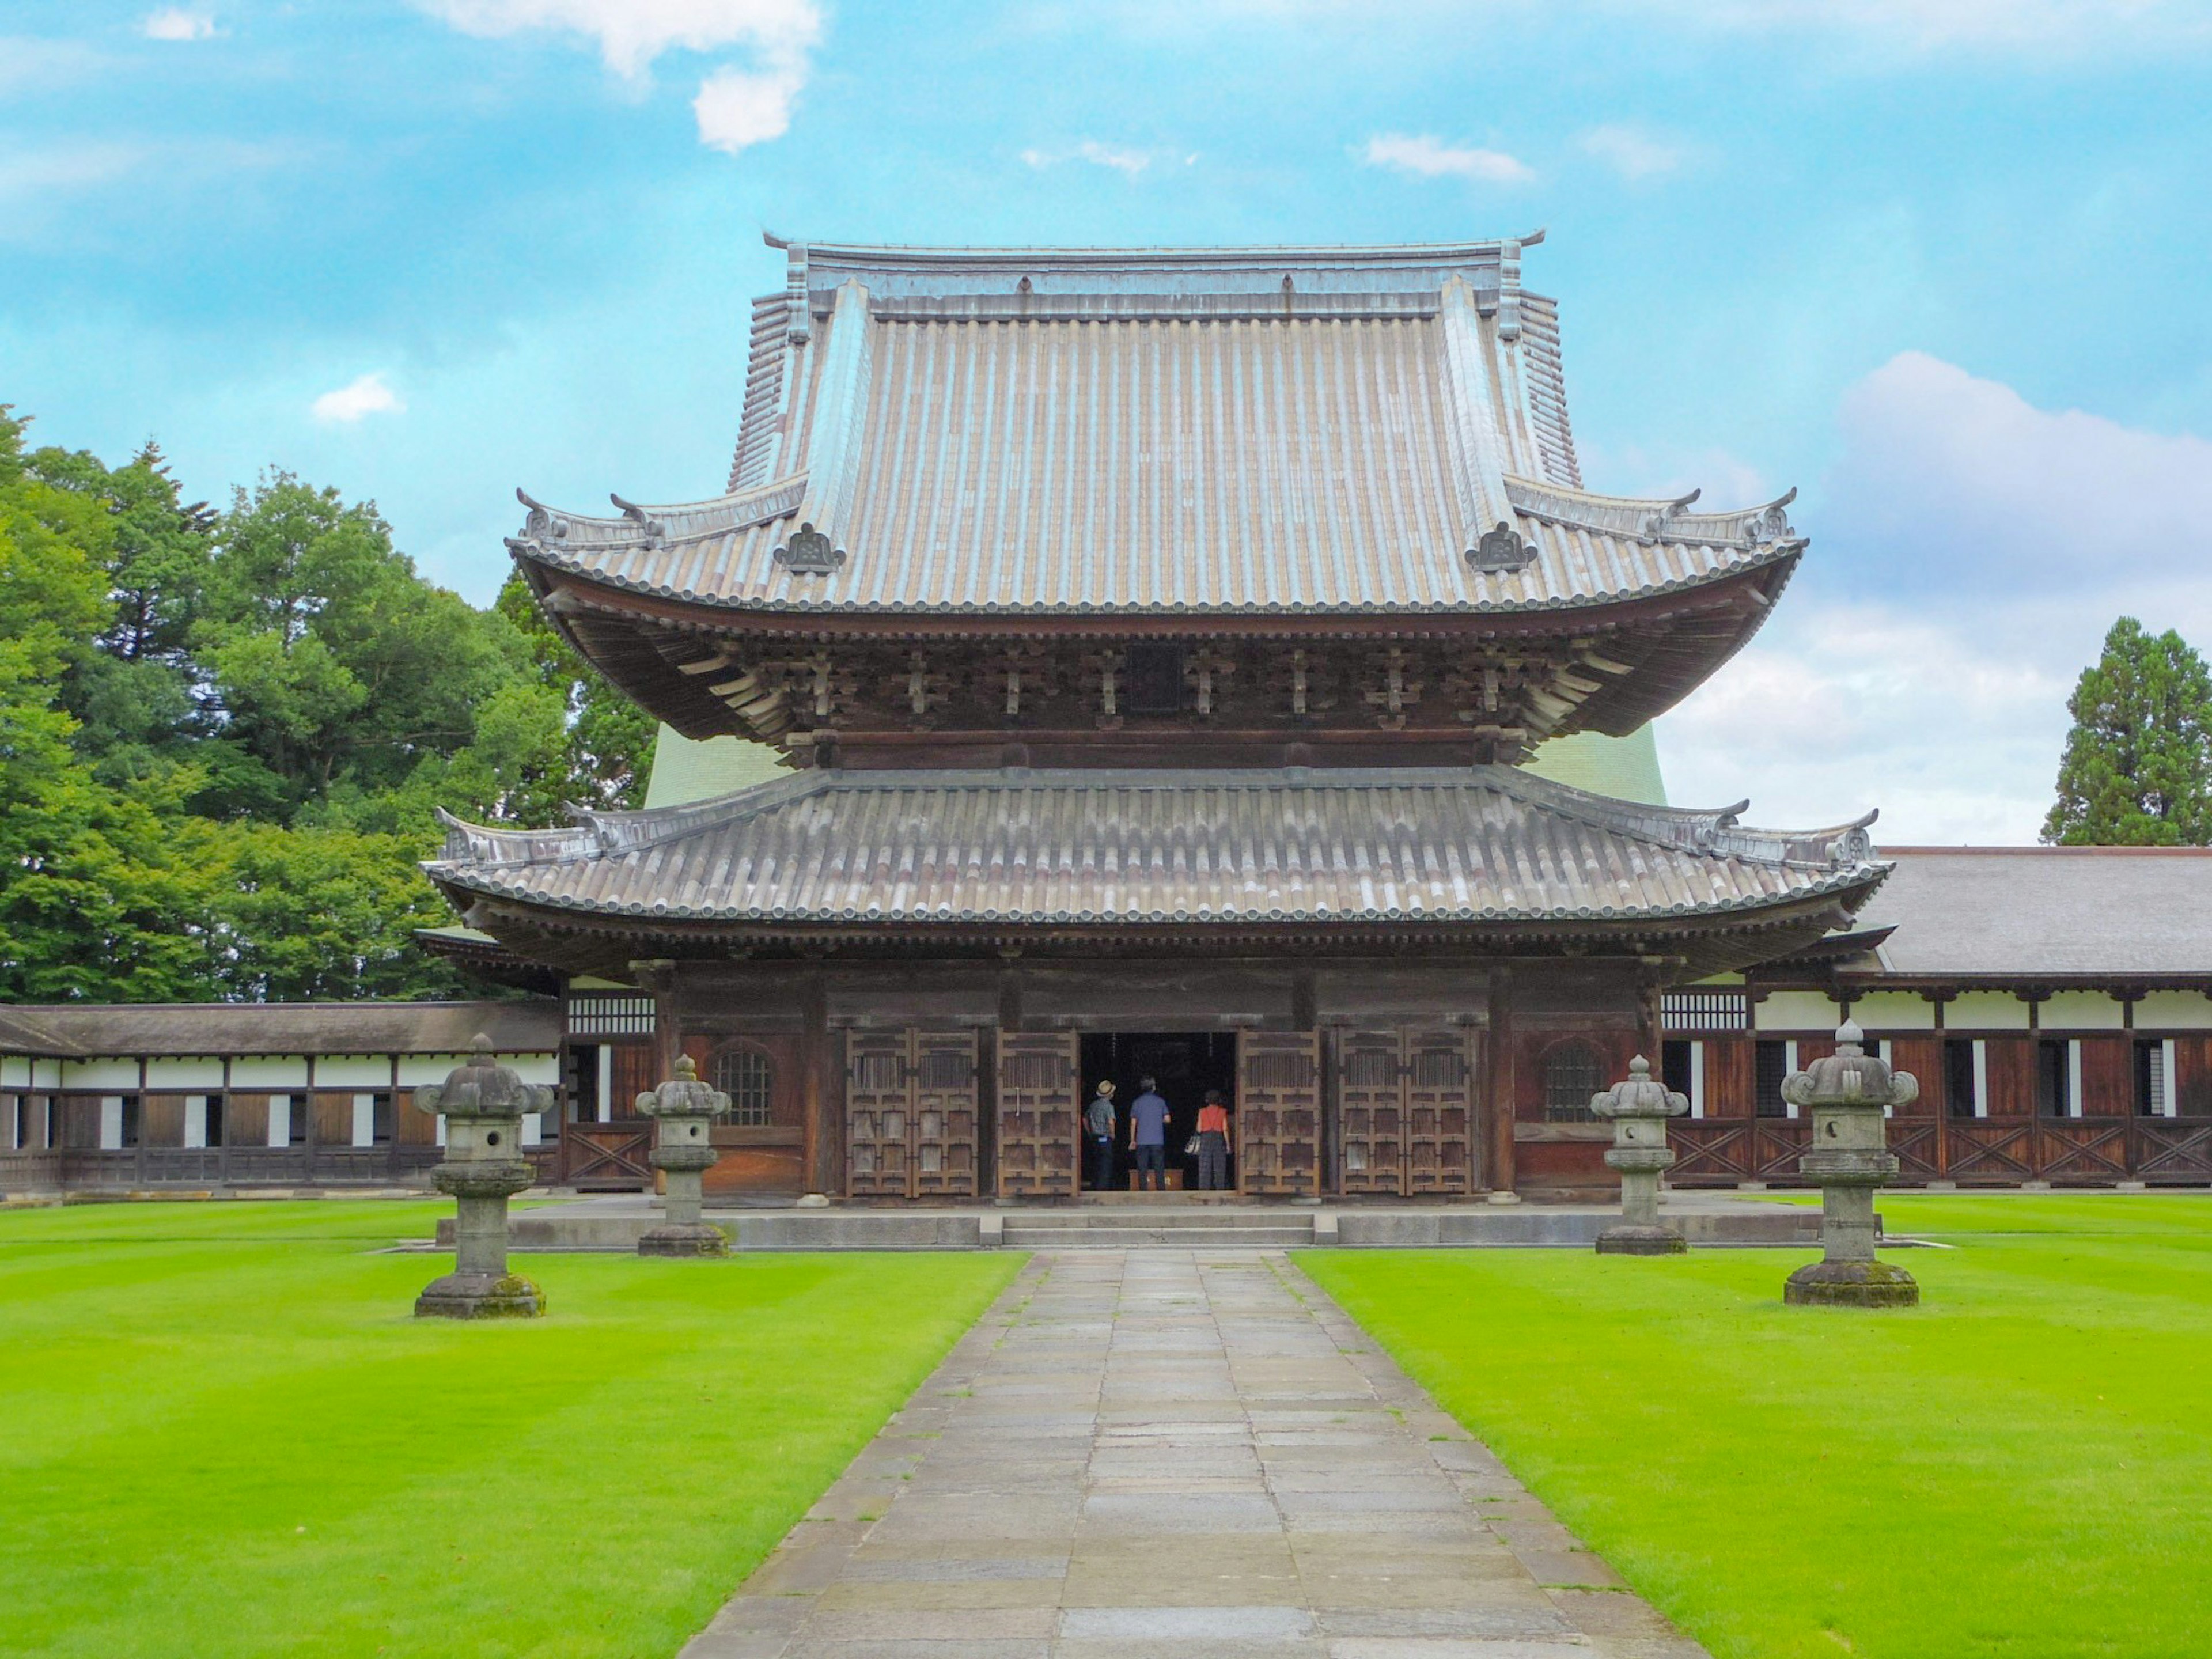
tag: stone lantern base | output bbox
[1783,1259,1919,1308]
[1596,1224,1688,1256]
[414,1269,547,1319]
[639,1222,730,1257]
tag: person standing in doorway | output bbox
[1084,1080,1118,1192]
[1196,1088,1233,1191]
[1128,1075,1171,1191]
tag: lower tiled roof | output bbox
[428,768,1884,932]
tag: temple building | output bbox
[6,236,2209,1202]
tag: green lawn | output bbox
[0,1201,1020,1659]
[1302,1195,2212,1659]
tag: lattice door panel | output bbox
[1335,1031,1403,1196]
[1404,1029,1475,1196]
[910,1029,979,1199]
[1238,1031,1321,1197]
[846,1029,912,1198]
[996,1031,1078,1199]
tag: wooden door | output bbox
[1335,1031,1403,1195]
[997,1031,1078,1199]
[1404,1029,1475,1196]
[1238,1031,1321,1197]
[910,1029,979,1200]
[845,1029,911,1198]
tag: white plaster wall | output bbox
[351,1094,377,1147]
[266,1095,292,1147]
[2040,991,2126,1031]
[397,1054,472,1086]
[1688,1041,1706,1119]
[31,1059,62,1089]
[1948,991,2032,1031]
[1850,992,1937,1032]
[231,1056,310,1088]
[62,1059,141,1090]
[183,1096,208,1149]
[145,1057,227,1089]
[504,1053,558,1086]
[1,1057,29,1088]
[1755,992,1842,1032]
[99,1097,124,1149]
[314,1055,392,1088]
[2135,991,2212,1031]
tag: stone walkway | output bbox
[682,1251,1708,1658]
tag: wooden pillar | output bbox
[1486,968,1517,1195]
[801,972,830,1196]
[1635,971,1665,1062]
[631,959,680,1102]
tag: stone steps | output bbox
[1001,1209,1316,1249]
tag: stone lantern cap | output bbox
[1591,1056,1687,1120]
[1781,1021,1920,1112]
[636,1054,730,1120]
[414,1035,553,1120]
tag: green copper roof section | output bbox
[1520,726,1667,806]
[642,725,790,809]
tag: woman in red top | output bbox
[1195,1089,1233,1191]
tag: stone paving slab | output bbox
[680,1251,1710,1659]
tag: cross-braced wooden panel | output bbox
[911,1029,979,1199]
[1239,1031,1320,1197]
[996,1031,1078,1199]
[846,1029,911,1198]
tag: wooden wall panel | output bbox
[2174,1037,2212,1117]
[1404,1029,1474,1197]
[225,1093,270,1145]
[2078,1036,2133,1118]
[609,1041,657,1115]
[142,1093,187,1148]
[395,1088,437,1145]
[1238,1031,1320,1197]
[1889,1039,1945,1118]
[1334,1031,1403,1196]
[1703,1037,1756,1119]
[996,1031,1079,1199]
[1984,1037,2036,1117]
[844,1029,911,1198]
[310,1093,353,1146]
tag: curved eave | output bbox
[515,546,1801,742]
[426,860,1884,936]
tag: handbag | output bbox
[1183,1135,1202,1156]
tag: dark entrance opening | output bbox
[1078,1031,1238,1192]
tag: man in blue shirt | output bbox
[1128,1077,1171,1191]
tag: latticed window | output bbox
[1542,1042,1601,1123]
[711,1048,774,1127]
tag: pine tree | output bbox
[2043,618,2212,846]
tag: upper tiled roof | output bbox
[427,767,1883,935]
[1849,848,2212,980]
[509,236,1803,618]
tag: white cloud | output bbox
[0,143,150,203]
[419,0,821,78]
[312,373,406,424]
[1021,141,1158,178]
[1658,354,2212,842]
[142,7,217,39]
[421,1,822,153]
[694,59,807,150]
[1628,0,2209,52]
[1361,133,1532,185]
[1578,123,1684,180]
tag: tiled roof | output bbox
[510,236,1801,618]
[0,1001,559,1060]
[1850,848,2212,979]
[427,768,1884,933]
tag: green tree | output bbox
[0,408,223,1000]
[2044,617,2212,846]
[496,571,656,812]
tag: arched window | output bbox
[710,1047,774,1127]
[1542,1041,1602,1123]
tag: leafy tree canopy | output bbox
[0,401,653,1002]
[2043,616,2212,846]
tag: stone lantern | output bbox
[635,1055,729,1257]
[1592,1056,1688,1255]
[414,1035,550,1319]
[1782,1020,1919,1307]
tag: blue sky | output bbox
[5,1,2211,840]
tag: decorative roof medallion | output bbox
[775,521,847,574]
[1467,520,1536,573]
[1746,487,1798,545]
